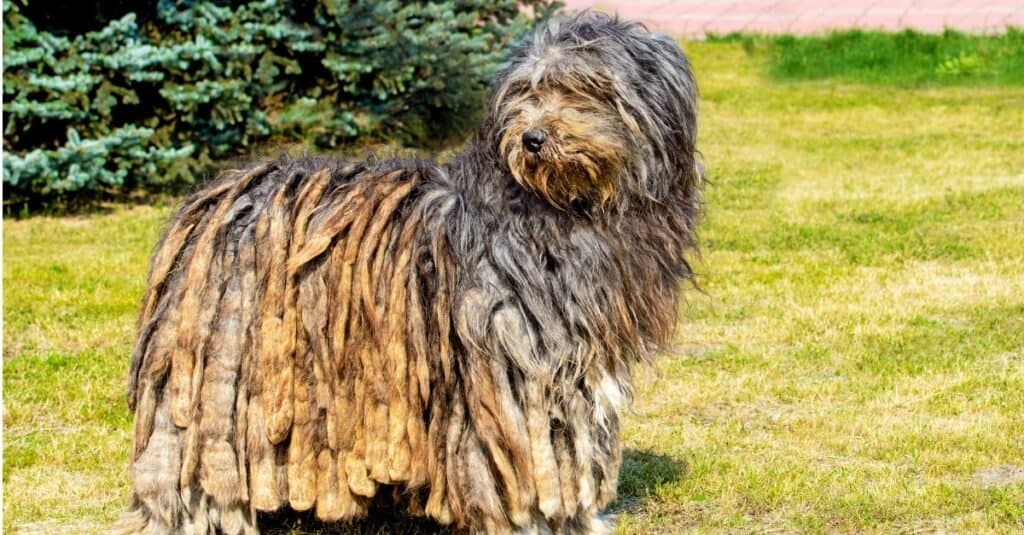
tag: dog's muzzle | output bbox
[522,130,547,153]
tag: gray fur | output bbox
[114,11,702,535]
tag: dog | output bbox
[114,11,702,534]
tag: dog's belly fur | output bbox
[114,155,686,534]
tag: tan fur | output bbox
[118,13,702,535]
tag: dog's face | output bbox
[490,13,699,211]
[495,72,627,209]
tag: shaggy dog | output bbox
[114,11,702,535]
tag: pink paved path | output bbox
[562,0,1024,37]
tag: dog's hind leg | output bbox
[111,390,186,535]
[569,513,614,535]
[505,513,610,535]
[110,391,258,535]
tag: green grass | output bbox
[3,204,173,533]
[5,33,1024,533]
[713,28,1024,86]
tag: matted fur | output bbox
[114,12,701,535]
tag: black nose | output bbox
[522,130,547,153]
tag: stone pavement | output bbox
[561,0,1024,37]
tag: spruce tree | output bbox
[2,0,558,206]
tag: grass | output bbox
[713,28,1024,86]
[5,31,1024,533]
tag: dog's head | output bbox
[489,11,700,211]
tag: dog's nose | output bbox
[522,130,547,153]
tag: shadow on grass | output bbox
[261,510,452,535]
[610,448,688,515]
[260,490,453,535]
[259,449,687,533]
[1,190,182,220]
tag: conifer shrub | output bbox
[2,0,557,205]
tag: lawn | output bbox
[5,33,1024,533]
